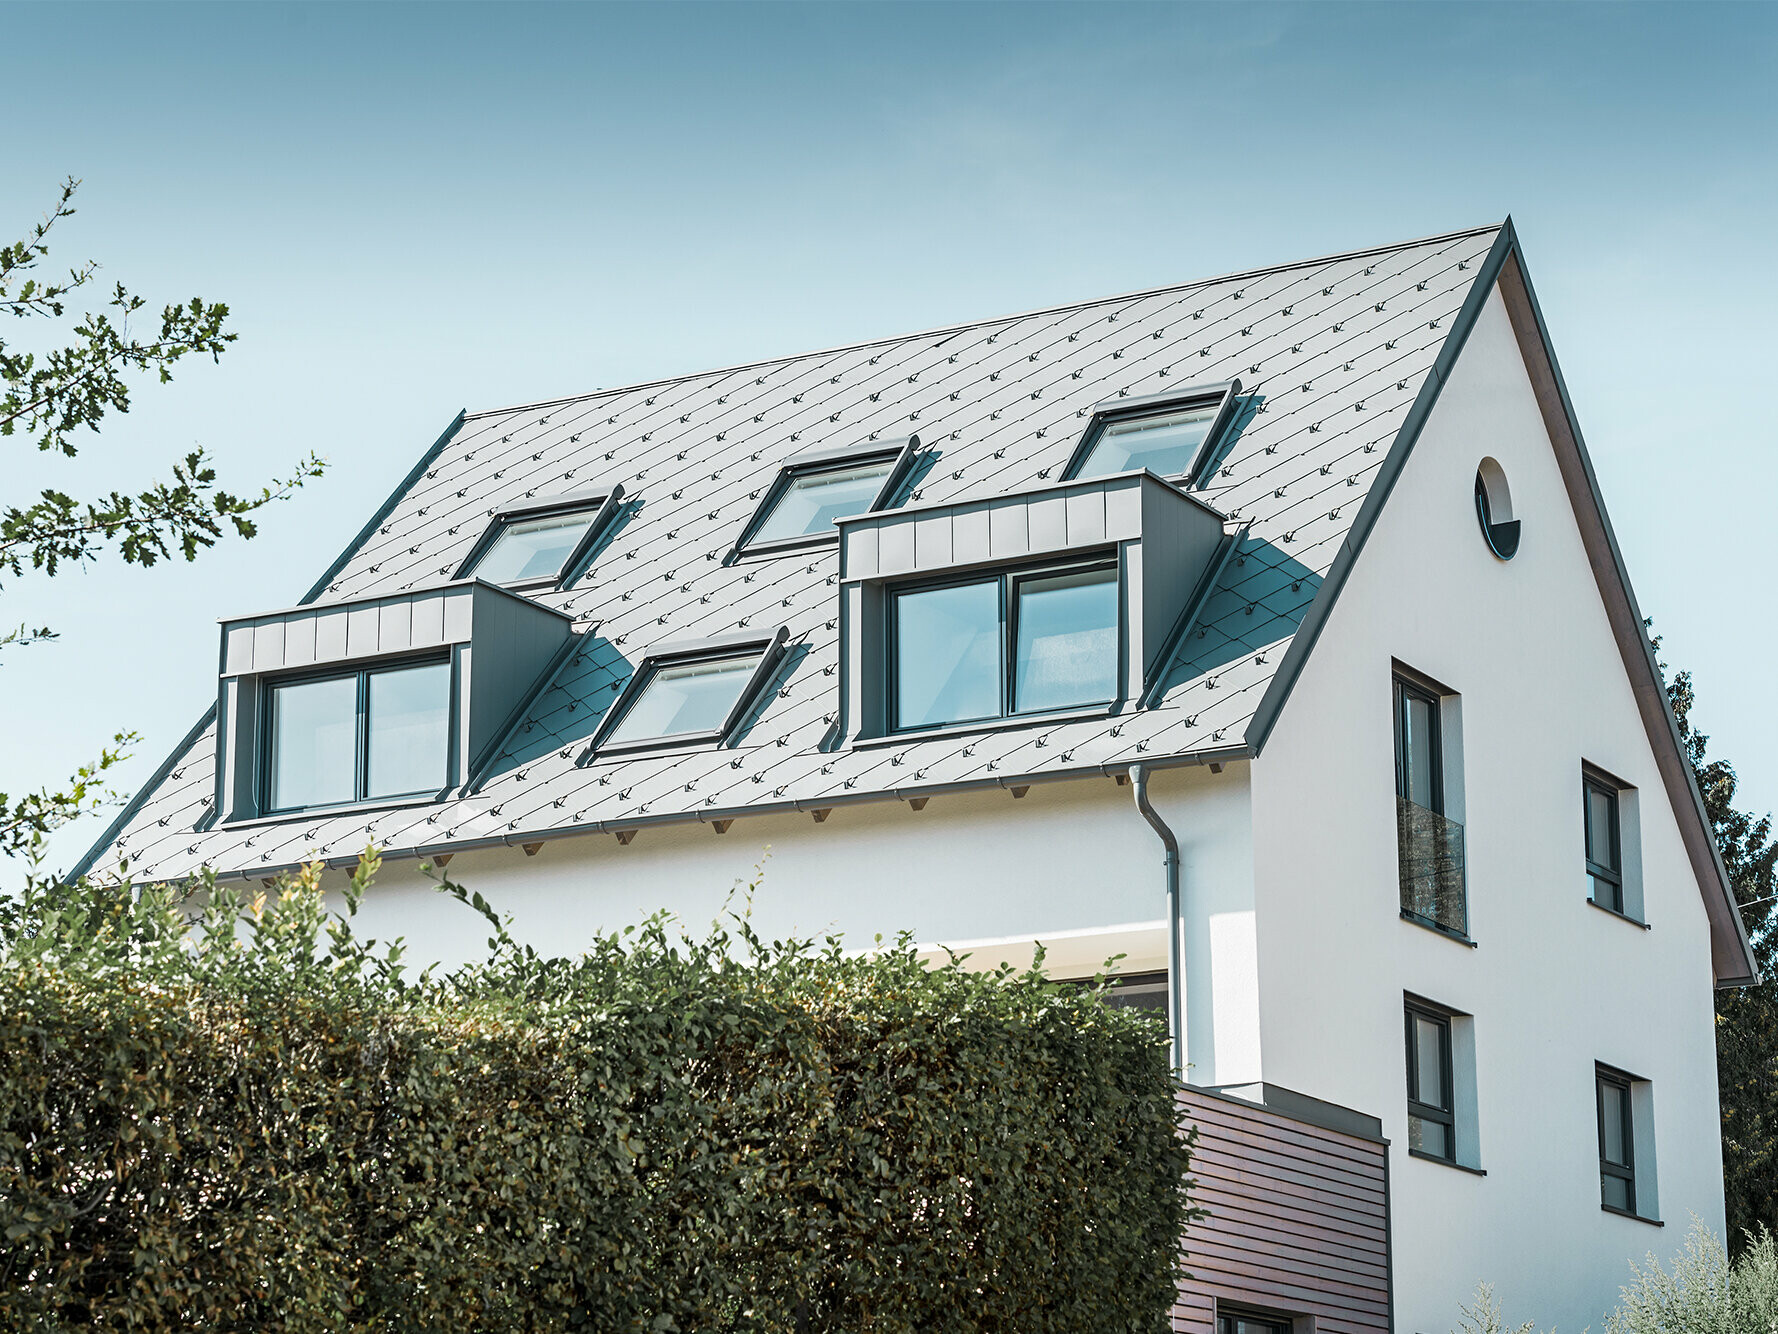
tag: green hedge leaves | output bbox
[0,854,1195,1332]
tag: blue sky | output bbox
[4,1,1775,878]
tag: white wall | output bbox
[338,758,1261,1085]
[1251,287,1726,1332]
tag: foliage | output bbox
[0,853,1197,1333]
[1665,665,1778,1249]
[1,178,325,855]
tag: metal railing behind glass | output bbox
[1397,797,1467,936]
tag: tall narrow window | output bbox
[1405,1002,1456,1163]
[1585,775,1624,913]
[265,659,451,813]
[1394,674,1466,936]
[890,559,1119,733]
[1597,1069,1636,1215]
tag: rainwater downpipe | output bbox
[1129,762,1186,1080]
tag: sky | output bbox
[3,1,1775,881]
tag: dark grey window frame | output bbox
[453,486,624,591]
[1217,1309,1295,1334]
[733,435,919,559]
[577,627,790,762]
[1061,379,1242,487]
[1584,768,1625,915]
[885,552,1122,736]
[259,651,455,816]
[1405,1000,1457,1165]
[1394,675,1444,814]
[1596,1065,1637,1218]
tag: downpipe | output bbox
[1129,763,1185,1079]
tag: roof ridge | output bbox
[463,221,1506,422]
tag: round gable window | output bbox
[1475,457,1520,560]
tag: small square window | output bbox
[265,659,451,814]
[890,559,1119,733]
[1405,1002,1456,1163]
[1064,382,1240,486]
[737,438,917,556]
[582,631,788,760]
[1585,775,1624,913]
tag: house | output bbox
[76,221,1755,1332]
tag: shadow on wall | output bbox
[484,632,634,776]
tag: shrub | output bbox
[0,851,1195,1333]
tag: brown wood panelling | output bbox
[1175,1085,1391,1334]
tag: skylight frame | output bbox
[1061,379,1243,488]
[733,435,920,559]
[453,485,625,591]
[577,627,790,762]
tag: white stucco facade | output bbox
[236,261,1736,1331]
[1252,288,1725,1331]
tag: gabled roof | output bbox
[78,225,1506,885]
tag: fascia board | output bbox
[1493,245,1757,988]
[222,577,574,631]
[1241,223,1514,759]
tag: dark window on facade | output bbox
[1585,775,1624,913]
[1219,1311,1292,1334]
[1394,674,1466,936]
[1597,1068,1636,1215]
[265,658,451,813]
[1405,1002,1456,1162]
[1099,971,1169,1016]
[890,558,1119,732]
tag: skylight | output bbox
[456,486,622,589]
[470,510,598,583]
[1064,381,1241,486]
[604,655,760,747]
[581,628,790,759]
[736,436,919,556]
[751,459,896,545]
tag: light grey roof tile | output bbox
[86,225,1501,881]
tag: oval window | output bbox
[1475,458,1520,560]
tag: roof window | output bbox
[1064,381,1241,487]
[581,629,789,759]
[456,487,623,589]
[735,436,919,556]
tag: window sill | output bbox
[220,792,444,832]
[1408,1148,1486,1176]
[853,703,1117,749]
[1602,1204,1663,1227]
[1589,898,1651,931]
[1400,910,1477,948]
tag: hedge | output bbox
[0,851,1197,1333]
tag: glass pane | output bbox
[365,662,451,798]
[751,461,895,545]
[1602,1173,1632,1212]
[470,510,596,583]
[894,580,1001,729]
[268,675,358,811]
[1587,786,1617,870]
[1412,1014,1446,1108]
[1074,404,1221,481]
[1101,973,1170,1015]
[1013,567,1118,713]
[605,654,758,746]
[1590,872,1622,913]
[1399,691,1438,810]
[1601,1082,1630,1166]
[1409,1115,1448,1159]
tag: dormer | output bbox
[213,581,573,824]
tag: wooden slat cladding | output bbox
[1175,1086,1391,1334]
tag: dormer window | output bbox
[736,436,919,556]
[581,629,789,759]
[456,486,623,590]
[1064,381,1241,486]
[266,658,451,813]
